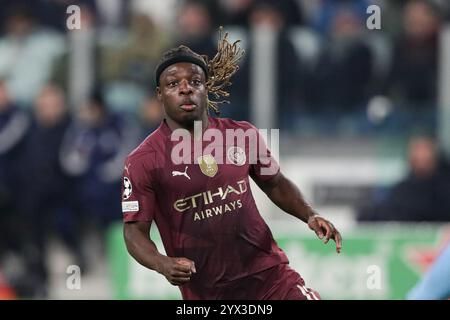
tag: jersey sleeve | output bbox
[121,152,158,223]
[244,122,280,182]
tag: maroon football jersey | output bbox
[121,117,289,299]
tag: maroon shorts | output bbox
[257,263,320,300]
[216,263,321,300]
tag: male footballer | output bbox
[122,30,342,300]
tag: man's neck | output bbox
[166,114,209,134]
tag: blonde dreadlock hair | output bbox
[155,27,245,115]
[204,27,245,115]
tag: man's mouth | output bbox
[180,103,196,111]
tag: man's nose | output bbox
[179,80,192,95]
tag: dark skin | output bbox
[156,62,209,133]
[124,62,342,286]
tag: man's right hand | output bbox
[158,256,196,286]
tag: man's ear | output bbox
[156,86,162,102]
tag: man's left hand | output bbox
[307,216,342,253]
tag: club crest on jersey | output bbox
[123,177,132,199]
[227,146,246,166]
[197,154,218,177]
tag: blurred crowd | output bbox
[357,135,450,222]
[0,0,449,131]
[0,0,450,298]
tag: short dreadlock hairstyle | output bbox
[155,27,245,115]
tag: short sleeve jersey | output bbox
[121,117,288,299]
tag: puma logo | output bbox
[124,163,131,175]
[172,166,190,180]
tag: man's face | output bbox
[157,62,207,129]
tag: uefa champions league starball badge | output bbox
[123,177,132,199]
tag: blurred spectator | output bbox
[103,13,169,84]
[17,84,78,298]
[52,3,99,110]
[60,89,139,240]
[228,0,304,124]
[175,1,216,58]
[218,0,303,27]
[272,0,305,26]
[99,12,169,114]
[305,4,374,118]
[297,0,322,25]
[138,96,163,140]
[358,136,450,222]
[172,1,249,120]
[384,0,441,111]
[0,4,65,107]
[94,0,130,29]
[218,0,255,27]
[379,0,412,37]
[53,2,133,112]
[0,80,30,259]
[381,0,448,36]
[311,0,370,35]
[249,0,301,113]
[131,0,178,32]
[0,0,126,32]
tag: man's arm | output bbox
[253,171,342,253]
[123,221,196,285]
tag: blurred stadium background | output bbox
[0,0,450,300]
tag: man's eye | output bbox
[191,79,202,86]
[168,81,178,87]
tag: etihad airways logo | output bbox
[173,180,247,221]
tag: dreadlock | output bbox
[204,27,245,115]
[155,27,245,115]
